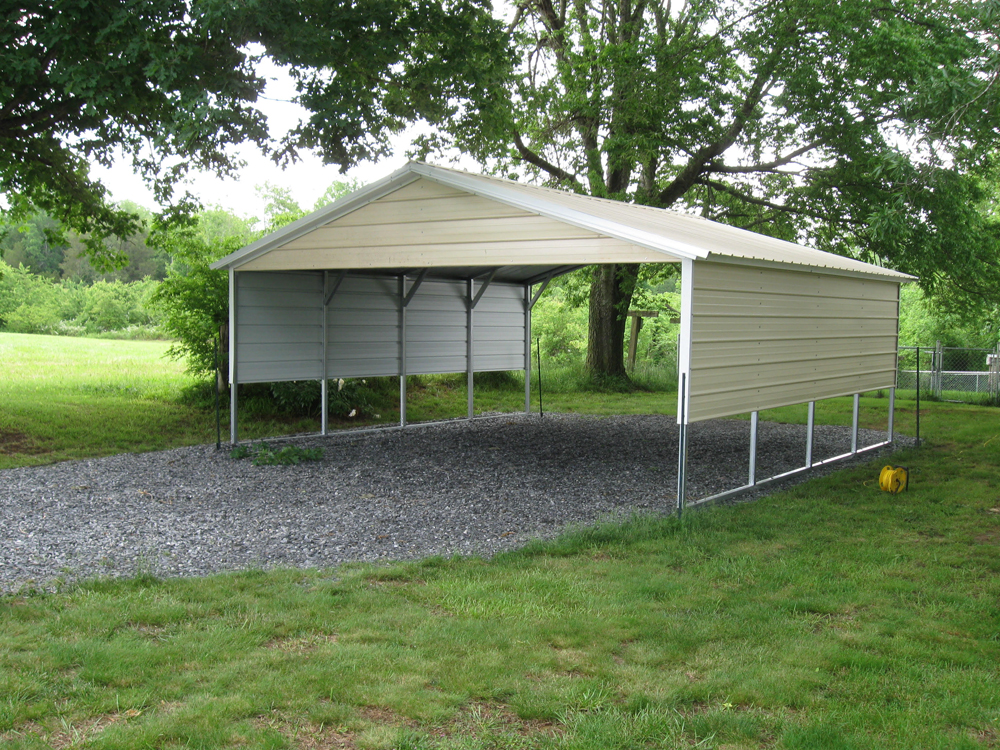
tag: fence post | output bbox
[992,344,1000,396]
[934,340,943,398]
[915,346,921,447]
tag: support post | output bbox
[467,278,474,420]
[806,401,815,467]
[524,285,531,415]
[399,275,407,428]
[321,379,328,436]
[888,387,895,442]
[677,373,688,516]
[935,340,943,398]
[229,269,239,444]
[851,393,860,454]
[749,410,759,486]
[321,271,328,436]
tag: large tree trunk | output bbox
[585,263,640,378]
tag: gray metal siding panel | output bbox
[236,271,527,382]
[326,275,400,377]
[406,279,469,374]
[236,271,324,383]
[472,283,525,371]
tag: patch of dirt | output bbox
[974,529,1000,545]
[253,710,358,750]
[0,430,47,456]
[356,705,415,728]
[264,633,339,652]
[969,725,999,748]
[5,710,145,749]
[252,701,563,749]
[432,701,564,740]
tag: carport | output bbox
[211,162,914,508]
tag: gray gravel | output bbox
[0,413,910,593]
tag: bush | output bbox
[230,442,324,465]
[0,260,163,336]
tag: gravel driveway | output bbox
[0,413,907,593]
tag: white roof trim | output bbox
[699,254,916,282]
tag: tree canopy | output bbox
[423,0,1000,375]
[1,0,510,268]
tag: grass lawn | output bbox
[1,338,999,748]
[0,412,997,750]
[0,332,682,470]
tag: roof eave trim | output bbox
[209,165,422,270]
[407,162,707,262]
[700,254,917,282]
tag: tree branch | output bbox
[513,131,582,186]
[706,139,825,174]
[696,177,835,224]
[658,51,782,205]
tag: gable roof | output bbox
[211,161,914,283]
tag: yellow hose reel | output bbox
[879,465,909,494]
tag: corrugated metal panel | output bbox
[214,163,914,285]
[326,276,399,378]
[404,279,467,376]
[685,261,901,422]
[235,272,324,383]
[286,215,600,250]
[236,272,524,382]
[417,165,914,281]
[472,284,525,371]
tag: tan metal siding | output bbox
[687,261,900,422]
[236,179,667,271]
[238,237,660,271]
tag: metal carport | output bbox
[211,162,914,508]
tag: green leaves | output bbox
[230,442,324,465]
[1,0,511,269]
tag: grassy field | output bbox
[0,332,682,469]
[1,333,999,748]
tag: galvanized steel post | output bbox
[677,372,688,515]
[851,393,860,453]
[524,285,531,415]
[806,401,815,467]
[229,268,239,445]
[321,271,328,436]
[399,275,407,427]
[467,278,474,420]
[888,387,895,442]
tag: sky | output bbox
[88,58,476,222]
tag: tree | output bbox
[1,0,511,269]
[426,0,1000,377]
[151,181,354,381]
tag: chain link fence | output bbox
[898,343,1000,402]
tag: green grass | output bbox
[0,333,683,469]
[1,346,999,747]
[0,333,329,469]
